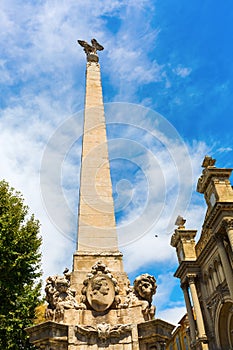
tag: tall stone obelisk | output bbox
[26,39,174,350]
[72,39,125,294]
[77,39,118,252]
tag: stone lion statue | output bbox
[133,273,157,320]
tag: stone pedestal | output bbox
[27,319,174,350]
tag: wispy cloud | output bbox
[217,147,232,153]
[173,65,192,78]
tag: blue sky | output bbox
[1,1,233,325]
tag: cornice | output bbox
[174,260,199,281]
[203,202,233,230]
[197,167,232,194]
[171,229,197,247]
[74,251,123,257]
[196,203,233,257]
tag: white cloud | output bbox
[157,306,187,326]
[217,146,233,153]
[154,273,186,326]
[173,65,192,78]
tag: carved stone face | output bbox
[138,279,154,299]
[86,275,115,312]
[55,277,69,294]
[91,276,110,296]
[134,274,157,302]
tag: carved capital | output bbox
[223,218,233,231]
[187,274,197,284]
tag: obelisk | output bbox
[26,40,175,350]
[72,39,125,292]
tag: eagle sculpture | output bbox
[78,38,104,55]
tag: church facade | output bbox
[171,156,233,350]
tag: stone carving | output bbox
[78,38,104,62]
[81,261,120,311]
[45,269,85,322]
[76,322,131,340]
[202,155,216,168]
[196,228,212,257]
[175,215,186,229]
[133,273,157,320]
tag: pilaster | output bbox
[187,275,208,349]
[181,283,196,345]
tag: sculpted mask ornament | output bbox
[82,261,120,312]
[75,322,132,342]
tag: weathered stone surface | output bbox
[76,58,118,254]
[26,321,68,350]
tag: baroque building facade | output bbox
[171,156,233,350]
[166,314,191,350]
[26,39,175,349]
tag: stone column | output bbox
[215,234,233,299]
[181,283,196,344]
[223,219,233,253]
[187,275,207,340]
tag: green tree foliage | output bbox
[0,180,42,349]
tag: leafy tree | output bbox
[0,180,42,349]
[34,303,46,325]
